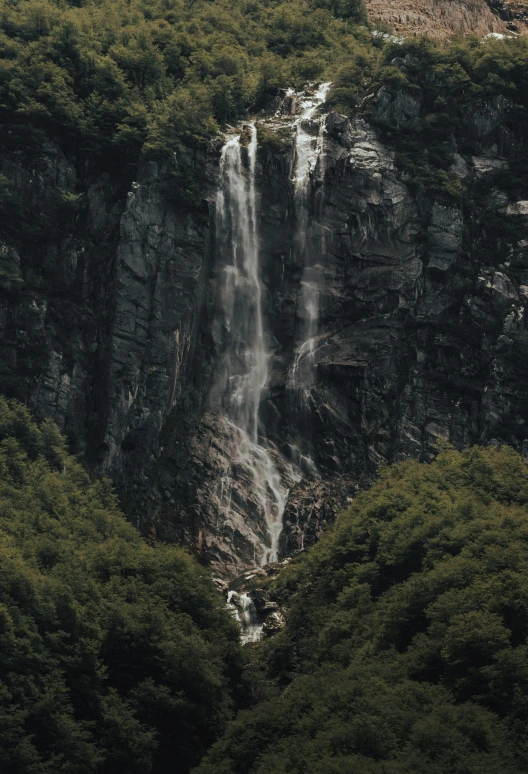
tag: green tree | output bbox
[0,398,244,774]
[195,446,528,774]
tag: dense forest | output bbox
[0,0,368,165]
[3,400,528,772]
[0,398,244,773]
[196,446,528,773]
[0,0,527,163]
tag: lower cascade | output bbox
[226,590,262,645]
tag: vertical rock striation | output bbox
[1,82,528,577]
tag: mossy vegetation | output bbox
[2,0,528,233]
[256,124,293,153]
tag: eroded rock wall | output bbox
[279,94,528,554]
[1,86,528,577]
[364,0,513,37]
[124,90,528,572]
[0,143,217,512]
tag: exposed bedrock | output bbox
[1,85,528,576]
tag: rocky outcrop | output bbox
[227,563,289,641]
[487,0,528,33]
[279,477,356,557]
[364,0,512,37]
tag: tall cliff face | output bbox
[1,83,528,577]
[0,143,214,495]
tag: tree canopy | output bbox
[0,0,371,162]
[195,445,528,773]
[0,397,244,774]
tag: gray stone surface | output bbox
[1,87,528,577]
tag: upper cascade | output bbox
[290,83,332,401]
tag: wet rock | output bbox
[2,85,528,580]
[506,201,528,216]
[262,610,286,637]
[472,156,508,177]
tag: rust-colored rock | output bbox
[364,0,514,37]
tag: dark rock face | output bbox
[97,150,217,510]
[279,477,355,558]
[0,140,218,530]
[2,88,528,577]
[0,142,120,447]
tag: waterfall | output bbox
[214,97,331,640]
[227,590,262,644]
[290,83,332,397]
[215,126,290,567]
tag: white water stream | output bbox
[226,590,262,644]
[290,83,332,397]
[216,87,330,642]
[215,126,289,569]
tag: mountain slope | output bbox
[195,446,528,774]
[0,398,244,774]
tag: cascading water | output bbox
[215,92,330,641]
[226,590,262,645]
[290,83,332,398]
[214,126,292,573]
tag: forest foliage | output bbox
[0,0,527,230]
[0,0,368,164]
[0,398,244,774]
[1,0,527,166]
[358,35,528,200]
[196,445,528,774]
